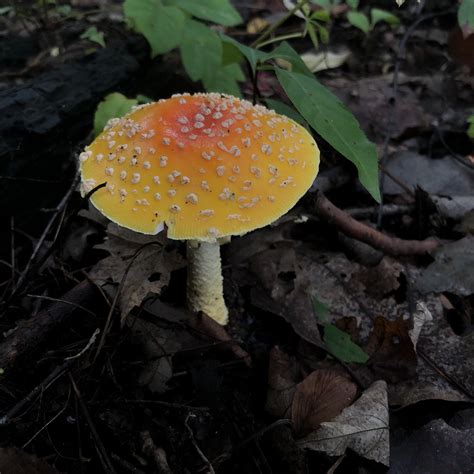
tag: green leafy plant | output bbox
[458,0,474,34]
[80,26,106,48]
[123,0,244,95]
[94,93,138,136]
[346,0,399,34]
[99,0,382,201]
[468,115,474,139]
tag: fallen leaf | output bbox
[364,316,417,383]
[353,257,402,299]
[323,324,369,363]
[298,380,389,466]
[409,301,433,348]
[389,296,474,406]
[265,346,299,418]
[384,152,474,196]
[291,369,357,436]
[128,317,186,393]
[391,419,474,474]
[323,76,430,142]
[249,246,323,347]
[415,236,474,297]
[90,223,185,319]
[0,447,58,473]
[300,50,350,73]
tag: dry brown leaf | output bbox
[89,223,185,319]
[298,380,389,466]
[265,346,299,418]
[364,316,417,383]
[291,369,357,437]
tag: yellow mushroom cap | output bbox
[79,93,320,240]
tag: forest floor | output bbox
[0,0,473,473]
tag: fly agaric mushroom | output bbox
[79,93,320,324]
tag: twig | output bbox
[123,399,210,411]
[10,216,15,290]
[377,8,455,226]
[346,203,413,220]
[435,126,474,171]
[69,374,116,474]
[93,242,162,363]
[141,431,172,474]
[0,359,74,426]
[313,192,439,255]
[251,0,309,48]
[13,169,80,295]
[185,414,216,474]
[26,294,97,318]
[0,280,100,374]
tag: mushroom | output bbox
[79,93,320,324]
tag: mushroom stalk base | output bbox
[186,240,228,325]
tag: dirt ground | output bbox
[0,1,473,473]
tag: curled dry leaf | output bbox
[90,222,185,319]
[298,380,390,466]
[265,346,299,419]
[291,369,357,437]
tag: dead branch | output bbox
[313,192,440,256]
[0,280,102,375]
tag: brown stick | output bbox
[0,280,102,375]
[313,192,439,256]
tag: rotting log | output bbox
[0,36,149,214]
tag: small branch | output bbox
[0,280,101,374]
[313,192,439,256]
[70,374,117,474]
[185,414,216,474]
[251,0,309,48]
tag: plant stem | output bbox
[251,0,310,49]
[256,32,305,49]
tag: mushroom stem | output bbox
[186,240,228,325]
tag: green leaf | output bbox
[347,11,370,33]
[346,0,359,9]
[317,23,330,44]
[180,19,222,82]
[0,6,13,15]
[94,93,138,137]
[371,8,400,27]
[312,296,330,323]
[123,0,185,57]
[458,0,474,33]
[172,0,242,26]
[311,9,331,22]
[307,22,319,50]
[468,115,474,139]
[220,35,266,75]
[80,26,106,48]
[309,0,331,7]
[266,41,313,77]
[275,68,380,202]
[323,324,369,363]
[202,63,244,96]
[265,98,308,129]
[136,94,153,104]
